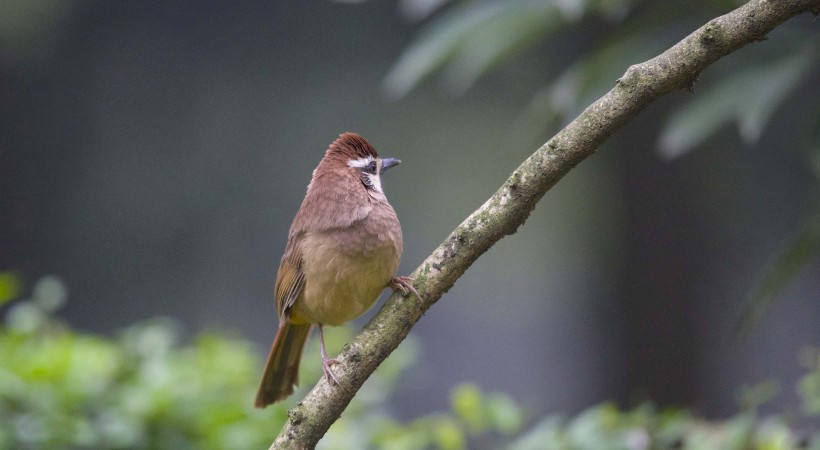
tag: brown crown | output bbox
[328,132,379,159]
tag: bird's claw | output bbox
[322,356,340,386]
[390,276,421,301]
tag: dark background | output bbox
[2,0,818,421]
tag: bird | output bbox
[255,132,417,408]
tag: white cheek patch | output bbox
[348,156,374,169]
[366,173,383,193]
[348,156,383,193]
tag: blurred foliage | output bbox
[799,348,820,417]
[737,210,820,334]
[385,0,818,157]
[386,0,820,332]
[2,277,820,449]
[0,272,22,306]
[658,45,815,159]
[0,277,417,450]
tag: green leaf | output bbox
[658,77,747,159]
[433,417,466,450]
[737,380,779,411]
[754,419,796,450]
[486,392,524,435]
[507,416,566,450]
[450,383,485,433]
[735,48,815,144]
[737,210,820,334]
[5,301,47,334]
[720,413,756,450]
[399,0,457,21]
[565,403,623,449]
[517,21,675,137]
[797,351,820,416]
[0,272,22,305]
[439,2,564,95]
[31,275,67,313]
[383,0,591,99]
[383,1,515,99]
[659,46,815,159]
[385,0,644,100]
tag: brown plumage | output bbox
[255,132,416,408]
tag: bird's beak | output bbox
[381,157,401,172]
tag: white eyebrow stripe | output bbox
[347,156,374,168]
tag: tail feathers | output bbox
[255,322,312,408]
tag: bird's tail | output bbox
[255,321,312,408]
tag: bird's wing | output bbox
[274,235,306,320]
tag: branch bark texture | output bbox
[272,0,819,447]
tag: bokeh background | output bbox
[2,0,819,425]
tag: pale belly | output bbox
[291,231,400,326]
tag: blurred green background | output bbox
[1,0,819,447]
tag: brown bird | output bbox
[255,132,416,408]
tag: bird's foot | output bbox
[318,324,340,386]
[322,356,340,386]
[390,276,421,300]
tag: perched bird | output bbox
[255,132,416,408]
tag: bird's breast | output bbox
[292,210,402,326]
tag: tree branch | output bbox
[271,0,820,447]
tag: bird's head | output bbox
[322,132,400,195]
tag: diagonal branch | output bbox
[271,0,820,447]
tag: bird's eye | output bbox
[366,161,378,173]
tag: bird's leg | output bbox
[318,324,340,386]
[389,276,421,300]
